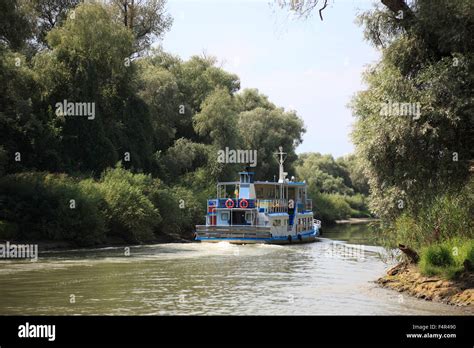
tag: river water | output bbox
[0,224,471,315]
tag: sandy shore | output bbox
[377,263,474,308]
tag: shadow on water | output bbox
[323,222,382,246]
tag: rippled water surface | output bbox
[0,224,471,315]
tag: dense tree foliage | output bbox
[0,0,34,50]
[351,0,473,222]
[277,0,473,258]
[30,0,81,47]
[349,0,474,260]
[109,0,173,55]
[0,1,314,245]
[295,153,370,222]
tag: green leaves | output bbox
[352,0,473,222]
[108,0,173,55]
[139,49,306,184]
[193,87,238,148]
[293,153,371,223]
[0,0,312,244]
[0,0,34,49]
[46,2,134,83]
[296,153,353,195]
[0,172,107,245]
[237,102,305,180]
[98,166,161,243]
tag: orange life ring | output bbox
[225,199,234,209]
[240,199,249,209]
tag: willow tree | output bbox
[34,2,157,174]
[351,0,474,220]
[237,106,305,180]
[108,0,173,55]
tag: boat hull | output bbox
[194,226,320,245]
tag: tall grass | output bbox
[381,184,473,251]
[419,238,474,279]
[377,178,474,279]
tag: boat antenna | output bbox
[274,146,288,183]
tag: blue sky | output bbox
[159,0,380,157]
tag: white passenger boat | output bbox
[194,148,322,244]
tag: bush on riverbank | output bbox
[382,181,474,251]
[0,172,107,245]
[313,192,371,224]
[0,166,204,246]
[295,153,372,224]
[96,165,161,243]
[376,179,474,279]
[419,239,474,279]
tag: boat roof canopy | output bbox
[217,180,306,187]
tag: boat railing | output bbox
[209,198,289,212]
[196,225,271,232]
[213,198,256,209]
[256,199,288,213]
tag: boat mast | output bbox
[274,147,288,199]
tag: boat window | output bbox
[272,219,281,227]
[221,212,229,221]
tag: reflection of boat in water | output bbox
[195,148,321,244]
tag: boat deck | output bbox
[195,225,272,240]
[195,225,319,244]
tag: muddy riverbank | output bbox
[377,263,474,308]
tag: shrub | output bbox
[419,239,474,279]
[423,244,454,267]
[97,165,161,243]
[384,181,474,251]
[0,221,18,240]
[392,214,423,248]
[312,193,352,223]
[458,239,474,268]
[148,185,203,237]
[416,192,473,243]
[344,193,366,212]
[0,172,107,246]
